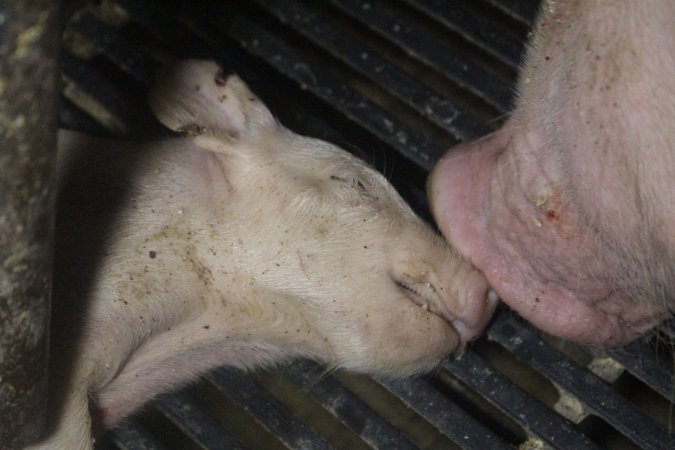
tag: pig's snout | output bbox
[392,270,497,347]
[387,237,498,349]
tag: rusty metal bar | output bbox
[0,1,61,448]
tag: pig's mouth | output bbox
[394,280,454,321]
[392,276,474,350]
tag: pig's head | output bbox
[148,60,496,377]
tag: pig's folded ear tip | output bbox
[214,67,228,86]
[214,66,243,85]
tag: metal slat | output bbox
[479,0,539,26]
[227,16,443,170]
[402,0,525,69]
[489,314,675,450]
[444,349,599,449]
[206,368,333,450]
[60,96,111,135]
[327,0,514,112]
[251,0,489,141]
[378,377,511,449]
[108,423,168,450]
[153,391,248,449]
[607,341,675,401]
[61,51,133,135]
[284,360,418,450]
[111,0,169,36]
[67,13,154,85]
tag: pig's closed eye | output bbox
[330,175,369,194]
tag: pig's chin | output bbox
[333,276,496,378]
[428,133,661,347]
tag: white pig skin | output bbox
[28,60,496,449]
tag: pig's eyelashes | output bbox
[329,174,369,195]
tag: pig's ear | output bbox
[148,60,275,139]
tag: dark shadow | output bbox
[47,134,153,438]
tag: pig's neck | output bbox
[94,240,322,349]
[86,214,329,426]
[84,200,330,425]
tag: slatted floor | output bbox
[58,1,675,449]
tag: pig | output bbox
[428,0,675,346]
[28,60,497,449]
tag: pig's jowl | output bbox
[31,60,496,449]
